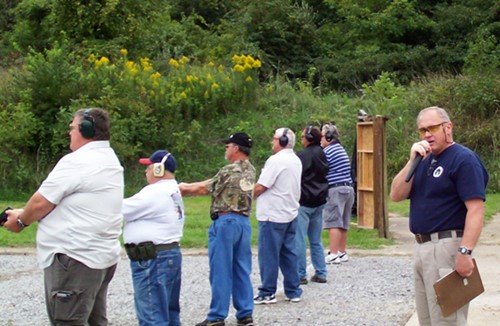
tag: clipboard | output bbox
[433,258,484,317]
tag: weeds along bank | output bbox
[0,47,498,197]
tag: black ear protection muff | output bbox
[305,126,314,142]
[153,153,171,177]
[324,124,335,142]
[279,128,289,147]
[79,109,95,139]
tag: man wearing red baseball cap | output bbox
[123,149,184,326]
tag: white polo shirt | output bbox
[256,149,302,223]
[123,179,184,245]
[37,141,124,269]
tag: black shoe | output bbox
[300,278,308,285]
[310,275,327,283]
[237,316,254,326]
[195,319,225,326]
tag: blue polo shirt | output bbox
[409,143,488,234]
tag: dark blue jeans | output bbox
[207,213,253,321]
[130,247,182,326]
[257,219,303,299]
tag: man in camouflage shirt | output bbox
[179,132,256,326]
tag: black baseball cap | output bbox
[222,132,253,148]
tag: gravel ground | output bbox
[1,251,414,326]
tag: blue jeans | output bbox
[130,247,181,326]
[296,205,327,279]
[257,219,303,299]
[207,213,253,321]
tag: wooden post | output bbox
[356,116,389,237]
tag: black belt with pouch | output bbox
[125,241,179,261]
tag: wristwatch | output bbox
[458,246,472,255]
[16,217,28,228]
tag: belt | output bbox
[328,182,352,188]
[211,211,249,220]
[414,230,464,244]
[155,242,179,251]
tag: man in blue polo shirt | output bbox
[390,106,488,325]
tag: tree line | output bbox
[0,0,498,196]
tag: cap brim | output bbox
[138,158,153,165]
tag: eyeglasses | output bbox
[427,159,438,176]
[418,123,445,136]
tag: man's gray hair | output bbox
[274,127,296,149]
[417,106,451,125]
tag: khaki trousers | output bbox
[413,232,468,326]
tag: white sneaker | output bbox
[286,296,302,303]
[338,252,349,262]
[325,252,341,264]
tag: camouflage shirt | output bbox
[206,160,256,216]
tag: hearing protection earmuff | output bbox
[79,109,95,139]
[279,128,289,147]
[305,126,314,142]
[153,153,171,177]
[324,123,337,142]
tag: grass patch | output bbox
[387,193,500,222]
[2,193,498,249]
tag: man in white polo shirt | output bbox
[4,108,124,325]
[253,127,303,304]
[123,149,184,326]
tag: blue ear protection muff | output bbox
[305,126,314,142]
[279,128,289,147]
[79,109,95,139]
[153,153,171,177]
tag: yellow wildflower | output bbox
[141,58,153,72]
[208,61,215,67]
[180,91,187,99]
[169,58,180,68]
[232,54,241,64]
[88,54,96,63]
[186,75,194,82]
[211,83,219,90]
[245,76,253,82]
[233,64,245,73]
[245,56,255,66]
[244,63,252,71]
[120,49,128,57]
[150,72,161,80]
[206,73,212,81]
[179,56,190,65]
[218,64,224,72]
[95,56,110,69]
[125,61,139,75]
[252,59,262,68]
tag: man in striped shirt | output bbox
[320,123,355,264]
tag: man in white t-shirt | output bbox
[253,128,303,304]
[4,108,124,325]
[123,149,185,326]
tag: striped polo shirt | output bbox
[323,142,352,185]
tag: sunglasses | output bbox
[418,123,445,136]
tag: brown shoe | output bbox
[300,278,308,285]
[310,275,327,283]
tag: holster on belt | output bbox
[125,241,157,261]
